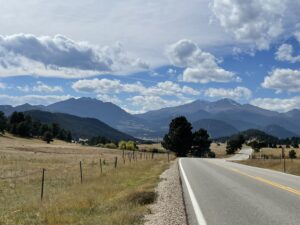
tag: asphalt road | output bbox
[179,157,300,225]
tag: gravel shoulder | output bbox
[144,160,187,225]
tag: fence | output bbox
[0,149,173,212]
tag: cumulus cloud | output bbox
[262,68,300,93]
[0,34,149,78]
[0,94,73,106]
[275,44,300,63]
[97,94,122,105]
[72,78,200,97]
[166,39,238,83]
[212,0,287,50]
[0,82,6,89]
[251,97,300,112]
[204,86,252,100]
[17,81,63,93]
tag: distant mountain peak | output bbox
[214,98,241,106]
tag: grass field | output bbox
[210,143,227,158]
[0,134,171,225]
[238,147,300,176]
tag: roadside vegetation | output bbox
[0,111,72,143]
[162,116,214,157]
[0,134,171,225]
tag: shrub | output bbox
[104,143,117,149]
[289,150,297,159]
[208,151,216,158]
[127,191,157,205]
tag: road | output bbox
[179,155,300,225]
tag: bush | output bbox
[118,140,127,149]
[104,143,117,149]
[208,151,216,158]
[289,150,297,159]
[127,191,157,205]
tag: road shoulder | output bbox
[144,160,187,225]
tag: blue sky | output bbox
[0,0,300,113]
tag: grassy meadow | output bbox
[0,134,171,225]
[238,147,300,176]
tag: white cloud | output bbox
[167,39,238,83]
[0,82,6,89]
[72,78,200,97]
[251,97,300,112]
[0,0,231,67]
[17,81,63,93]
[275,44,300,63]
[128,95,190,112]
[97,94,122,105]
[204,87,252,100]
[212,0,288,50]
[294,31,300,43]
[0,94,73,106]
[32,81,63,93]
[262,68,300,93]
[0,34,149,78]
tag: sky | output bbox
[1,0,300,113]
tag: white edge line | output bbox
[179,158,207,225]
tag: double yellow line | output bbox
[208,160,300,197]
[229,168,300,196]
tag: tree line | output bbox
[162,116,214,157]
[0,111,72,143]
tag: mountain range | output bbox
[1,97,300,139]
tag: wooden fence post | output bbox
[41,168,45,201]
[114,157,118,168]
[80,161,83,184]
[99,158,103,174]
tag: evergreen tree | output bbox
[191,129,212,157]
[162,116,193,157]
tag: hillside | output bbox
[263,124,298,139]
[193,119,239,138]
[217,129,279,143]
[24,110,135,141]
[2,98,300,139]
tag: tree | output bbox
[0,111,7,134]
[43,131,53,144]
[162,116,193,157]
[51,123,60,138]
[118,140,127,149]
[289,150,297,159]
[126,140,137,150]
[226,135,245,155]
[191,129,212,157]
[66,131,72,142]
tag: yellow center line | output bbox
[208,161,300,197]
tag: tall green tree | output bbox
[226,135,245,154]
[0,111,7,134]
[191,129,212,157]
[43,131,53,144]
[162,116,193,157]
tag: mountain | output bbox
[1,98,300,139]
[24,110,135,141]
[0,104,45,116]
[136,98,300,138]
[46,97,153,137]
[217,129,279,143]
[193,119,239,138]
[263,125,298,139]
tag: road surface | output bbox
[179,156,300,225]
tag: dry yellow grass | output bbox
[137,143,166,152]
[210,143,227,158]
[239,159,300,176]
[238,147,300,176]
[0,134,171,225]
